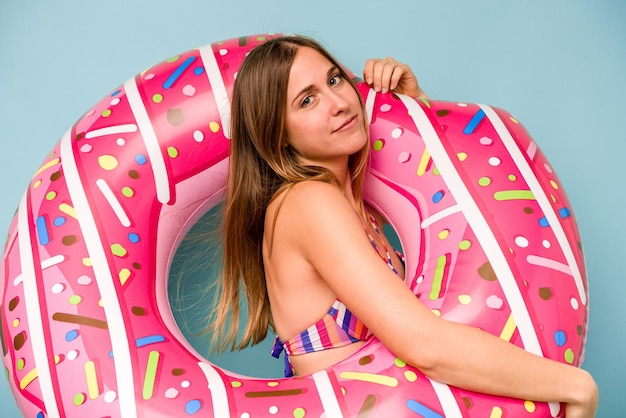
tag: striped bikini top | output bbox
[271,210,401,376]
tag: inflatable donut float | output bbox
[0,34,588,417]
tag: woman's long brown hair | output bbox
[210,35,370,352]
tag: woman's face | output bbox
[284,47,367,172]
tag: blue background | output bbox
[1,1,624,416]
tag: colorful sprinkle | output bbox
[85,361,100,399]
[98,155,119,171]
[73,393,86,406]
[463,108,485,135]
[430,254,449,300]
[432,190,445,203]
[338,372,398,387]
[209,121,220,133]
[65,330,79,342]
[183,85,196,96]
[136,335,166,348]
[36,216,50,245]
[524,400,536,412]
[167,146,179,158]
[111,243,127,257]
[185,399,202,415]
[493,190,535,201]
[163,56,196,89]
[193,130,205,142]
[406,399,444,418]
[142,351,160,400]
[486,295,504,309]
[554,330,567,347]
[136,154,147,165]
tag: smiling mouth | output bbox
[333,115,357,133]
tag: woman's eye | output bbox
[301,95,313,108]
[329,74,342,86]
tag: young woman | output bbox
[212,35,598,417]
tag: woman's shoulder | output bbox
[272,180,346,211]
[267,180,355,233]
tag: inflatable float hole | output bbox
[168,203,282,378]
[167,203,403,379]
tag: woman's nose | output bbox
[328,89,350,114]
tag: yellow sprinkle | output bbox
[490,406,503,418]
[267,381,279,387]
[85,360,100,399]
[119,268,132,286]
[338,372,398,387]
[431,309,441,316]
[458,294,472,305]
[59,203,77,219]
[438,229,450,240]
[32,179,42,189]
[82,257,92,267]
[524,400,536,412]
[12,319,19,328]
[550,180,559,190]
[404,370,418,382]
[499,313,517,342]
[98,155,119,171]
[231,381,242,388]
[416,149,431,176]
[209,121,220,133]
[457,152,467,161]
[33,158,61,177]
[509,116,519,124]
[20,368,38,390]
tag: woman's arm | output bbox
[284,181,597,417]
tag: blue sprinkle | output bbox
[406,399,444,418]
[136,335,166,348]
[36,216,50,245]
[463,108,485,135]
[432,190,445,203]
[558,207,571,219]
[111,89,122,97]
[538,216,549,227]
[554,330,567,347]
[53,216,66,227]
[163,56,197,89]
[135,154,147,165]
[193,67,205,76]
[37,412,44,418]
[185,399,202,415]
[65,330,79,342]
[128,232,140,243]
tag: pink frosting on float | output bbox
[0,34,587,417]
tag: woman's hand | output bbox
[564,370,599,418]
[363,57,427,98]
